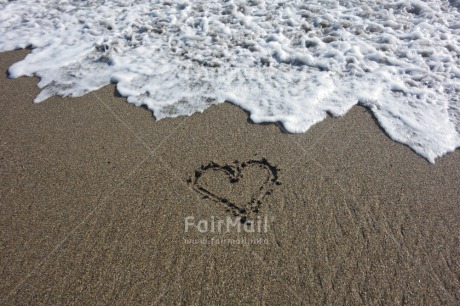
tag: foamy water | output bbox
[1,0,459,162]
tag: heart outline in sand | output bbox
[189,158,281,222]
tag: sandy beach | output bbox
[1,49,459,304]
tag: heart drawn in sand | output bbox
[189,158,281,222]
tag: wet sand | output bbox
[1,49,459,304]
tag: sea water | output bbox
[1,0,459,163]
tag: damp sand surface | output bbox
[1,50,460,304]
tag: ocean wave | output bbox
[1,0,459,162]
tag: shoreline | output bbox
[1,49,459,304]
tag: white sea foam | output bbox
[1,0,459,162]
